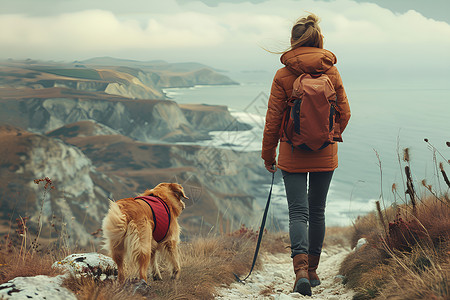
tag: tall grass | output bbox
[0,174,350,299]
[60,229,289,300]
[0,177,69,283]
[1,212,290,299]
[340,143,450,300]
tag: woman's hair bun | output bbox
[305,19,315,28]
[289,13,323,49]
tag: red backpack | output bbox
[281,73,341,151]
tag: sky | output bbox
[1,0,450,87]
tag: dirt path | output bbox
[215,246,354,299]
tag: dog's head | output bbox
[142,183,188,217]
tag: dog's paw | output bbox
[170,269,180,280]
[152,273,162,281]
[133,279,150,294]
[124,278,152,296]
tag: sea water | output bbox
[164,72,450,228]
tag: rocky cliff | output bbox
[180,104,252,132]
[0,96,251,143]
[80,57,238,88]
[0,58,268,247]
[0,125,126,246]
[46,120,266,229]
[0,124,266,245]
[0,58,237,101]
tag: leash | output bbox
[233,171,275,283]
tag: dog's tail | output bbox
[102,200,128,254]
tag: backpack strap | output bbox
[292,99,301,135]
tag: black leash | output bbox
[233,171,275,283]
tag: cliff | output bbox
[0,58,237,101]
[0,95,251,143]
[79,57,238,88]
[180,104,252,132]
[155,68,238,88]
[0,58,267,247]
[46,120,266,228]
[0,125,127,246]
[0,124,266,245]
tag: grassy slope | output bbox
[340,148,450,300]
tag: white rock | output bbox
[52,252,117,280]
[0,275,76,300]
[355,238,367,250]
[334,275,346,283]
[288,292,302,298]
[278,293,294,300]
[274,271,284,278]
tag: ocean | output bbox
[164,71,450,228]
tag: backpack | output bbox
[281,73,341,151]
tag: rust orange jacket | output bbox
[262,47,351,173]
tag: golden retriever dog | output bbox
[102,183,187,282]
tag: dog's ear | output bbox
[141,189,154,197]
[170,183,189,200]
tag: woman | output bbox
[262,13,351,296]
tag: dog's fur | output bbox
[102,183,187,282]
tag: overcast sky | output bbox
[1,0,449,87]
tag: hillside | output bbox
[0,58,265,246]
[0,58,237,100]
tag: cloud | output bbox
[0,0,449,84]
[0,10,224,52]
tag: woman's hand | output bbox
[264,161,277,173]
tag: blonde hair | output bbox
[290,13,323,49]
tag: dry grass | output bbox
[0,226,288,299]
[339,144,450,299]
[57,228,289,300]
[0,210,351,299]
[0,176,72,284]
[323,226,353,249]
[0,174,291,298]
[340,196,450,299]
[0,247,63,284]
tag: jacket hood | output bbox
[280,47,337,75]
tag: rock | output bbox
[289,292,302,298]
[0,275,76,300]
[0,125,113,247]
[46,120,121,138]
[121,278,155,297]
[274,271,284,278]
[355,238,367,250]
[104,80,162,100]
[53,252,117,280]
[180,104,252,132]
[156,68,238,88]
[277,293,295,300]
[334,275,346,283]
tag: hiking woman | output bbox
[262,13,351,296]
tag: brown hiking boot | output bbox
[308,254,321,287]
[293,254,311,296]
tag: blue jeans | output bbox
[281,170,334,258]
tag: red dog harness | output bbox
[134,196,171,243]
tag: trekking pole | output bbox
[233,171,275,283]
